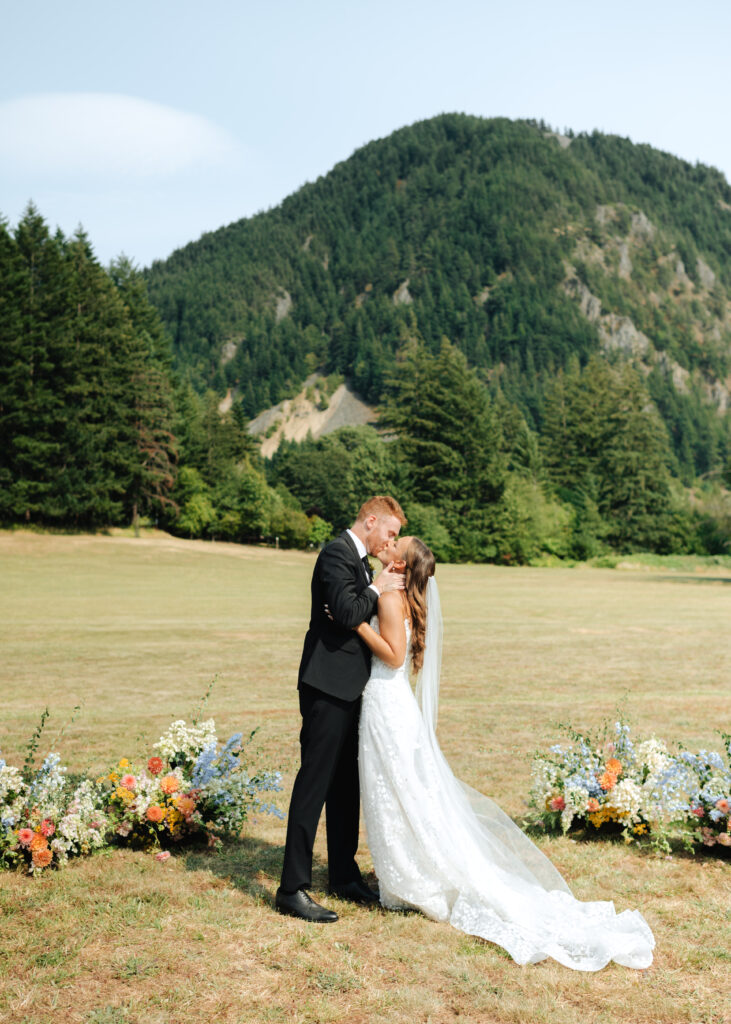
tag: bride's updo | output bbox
[404,537,435,672]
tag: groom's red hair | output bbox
[356,496,407,525]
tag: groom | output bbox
[276,496,407,922]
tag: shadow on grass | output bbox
[648,574,731,586]
[523,820,731,861]
[181,835,331,906]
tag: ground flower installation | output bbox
[1,717,283,874]
[530,720,731,852]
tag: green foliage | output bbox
[542,357,690,553]
[0,208,177,528]
[268,425,399,531]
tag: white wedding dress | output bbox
[359,582,654,971]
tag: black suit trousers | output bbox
[279,682,363,893]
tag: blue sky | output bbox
[2,0,730,267]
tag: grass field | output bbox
[1,531,730,1024]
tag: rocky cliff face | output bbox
[563,203,731,413]
[247,374,376,457]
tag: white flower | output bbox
[637,738,670,777]
[610,779,644,823]
[153,719,217,762]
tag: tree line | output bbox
[2,201,729,560]
[0,206,325,546]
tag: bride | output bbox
[354,535,655,971]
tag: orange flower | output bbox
[29,833,49,852]
[147,757,164,775]
[715,798,730,815]
[599,771,617,792]
[587,798,600,812]
[160,775,179,795]
[146,805,165,823]
[605,758,622,777]
[32,848,53,869]
[175,796,196,817]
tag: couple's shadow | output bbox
[182,835,287,904]
[181,836,403,911]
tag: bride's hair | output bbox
[404,537,435,672]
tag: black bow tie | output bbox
[361,555,373,582]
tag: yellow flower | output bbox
[588,806,617,828]
[114,786,135,804]
[118,758,130,769]
[633,823,648,835]
[165,807,184,836]
[108,772,119,784]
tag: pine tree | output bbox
[0,218,28,518]
[383,338,504,517]
[109,255,178,527]
[6,205,74,522]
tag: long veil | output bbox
[415,577,571,894]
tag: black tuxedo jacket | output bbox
[298,531,379,701]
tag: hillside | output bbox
[145,115,731,479]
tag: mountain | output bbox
[144,113,731,480]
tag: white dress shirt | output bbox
[347,529,379,595]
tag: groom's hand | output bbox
[375,562,406,594]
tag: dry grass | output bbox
[1,531,730,1024]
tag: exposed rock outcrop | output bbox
[274,289,292,323]
[248,374,377,458]
[393,279,413,305]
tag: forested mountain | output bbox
[145,114,731,485]
[3,116,730,559]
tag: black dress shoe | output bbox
[328,879,380,905]
[275,887,338,923]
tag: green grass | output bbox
[1,531,730,1024]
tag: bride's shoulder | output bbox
[378,591,410,625]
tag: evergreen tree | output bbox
[3,205,73,522]
[0,218,29,518]
[109,255,178,527]
[383,338,504,517]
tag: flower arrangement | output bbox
[1,715,283,875]
[529,721,731,852]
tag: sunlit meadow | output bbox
[1,531,729,1024]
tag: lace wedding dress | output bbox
[358,582,655,971]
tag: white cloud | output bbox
[0,93,240,180]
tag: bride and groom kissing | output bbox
[275,496,655,971]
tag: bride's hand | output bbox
[375,562,406,594]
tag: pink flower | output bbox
[715,798,729,815]
[549,796,566,812]
[717,832,731,847]
[691,806,705,818]
[18,828,34,847]
[121,774,137,790]
[155,851,171,862]
[700,827,717,847]
[40,819,55,838]
[116,822,132,837]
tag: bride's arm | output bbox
[355,592,406,669]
